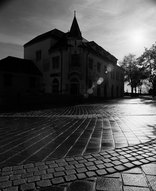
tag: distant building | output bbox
[24,14,124,98]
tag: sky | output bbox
[0,0,156,61]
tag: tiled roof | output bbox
[24,29,64,47]
[0,56,42,76]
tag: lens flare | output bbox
[107,65,113,72]
[97,77,104,85]
[87,88,94,94]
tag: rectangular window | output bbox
[52,56,60,69]
[104,66,107,73]
[97,62,101,72]
[29,77,36,88]
[3,73,12,87]
[36,50,42,61]
[88,58,93,70]
[71,54,80,67]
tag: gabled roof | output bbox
[84,41,117,63]
[24,29,64,47]
[69,16,82,39]
[0,56,42,76]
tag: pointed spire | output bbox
[69,11,82,39]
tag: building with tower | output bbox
[24,13,124,99]
[0,13,124,105]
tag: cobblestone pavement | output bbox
[0,98,156,190]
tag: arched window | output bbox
[52,79,59,94]
[70,78,80,96]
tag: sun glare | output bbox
[128,29,146,48]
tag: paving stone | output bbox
[45,160,56,165]
[105,173,121,178]
[123,186,150,191]
[67,180,95,191]
[13,179,26,186]
[0,181,12,189]
[23,163,34,169]
[96,177,122,191]
[146,175,156,190]
[3,186,18,191]
[112,161,122,165]
[87,165,97,171]
[142,163,156,175]
[27,175,40,182]
[47,168,55,174]
[78,160,87,164]
[114,165,126,171]
[27,167,39,173]
[140,159,149,164]
[96,169,107,176]
[75,164,85,168]
[85,162,94,167]
[128,157,136,162]
[96,164,105,169]
[34,170,46,176]
[55,167,65,172]
[56,159,66,163]
[36,179,52,187]
[122,174,148,187]
[102,158,111,163]
[10,174,21,181]
[132,161,142,166]
[13,169,26,175]
[146,157,156,162]
[106,167,116,173]
[65,169,76,175]
[42,173,53,180]
[58,162,68,167]
[86,171,96,177]
[38,165,48,170]
[69,161,78,165]
[49,164,58,168]
[94,160,103,165]
[12,165,23,171]
[35,162,45,167]
[65,157,75,162]
[65,175,77,182]
[20,183,35,191]
[65,165,75,170]
[52,177,64,184]
[84,155,92,159]
[76,173,87,179]
[76,168,87,173]
[54,171,65,177]
[2,167,12,172]
[123,163,135,168]
[0,176,9,182]
[104,163,114,167]
[21,172,33,178]
[123,167,142,174]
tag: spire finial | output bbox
[74,10,76,17]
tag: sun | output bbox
[128,29,146,47]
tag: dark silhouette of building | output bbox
[24,14,124,98]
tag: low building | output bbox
[24,14,124,99]
[0,56,42,105]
